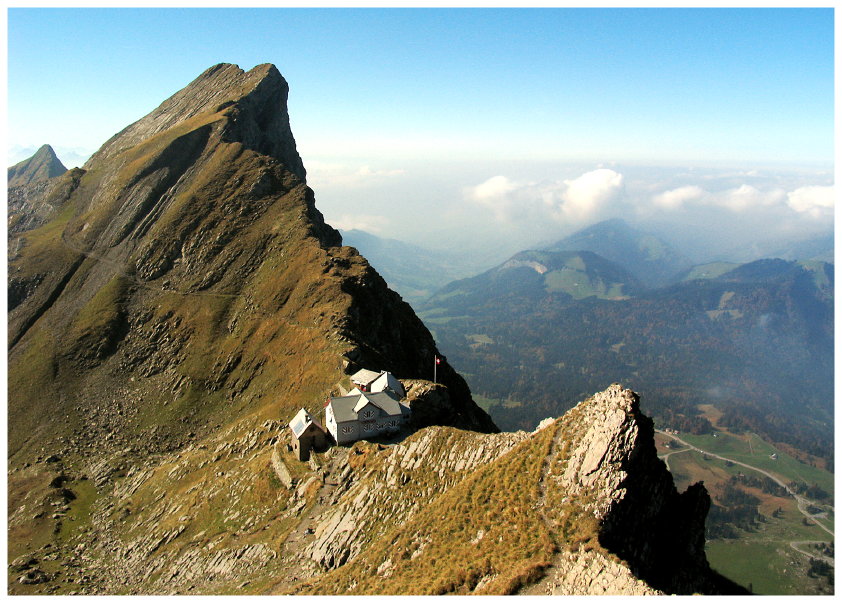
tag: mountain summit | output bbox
[9,61,494,465]
[87,63,306,180]
[549,218,690,287]
[7,144,67,187]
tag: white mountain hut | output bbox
[325,391,410,445]
[350,368,406,398]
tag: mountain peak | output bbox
[86,62,305,180]
[549,218,689,287]
[7,143,67,187]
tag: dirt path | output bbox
[269,450,350,593]
[658,447,691,471]
[520,421,564,595]
[656,429,835,561]
[789,541,835,567]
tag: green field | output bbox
[678,431,834,501]
[661,430,834,595]
[706,538,831,595]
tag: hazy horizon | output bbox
[8,7,834,262]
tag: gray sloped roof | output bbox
[328,391,403,423]
[366,391,402,416]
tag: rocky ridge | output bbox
[284,385,742,595]
[8,63,736,595]
[8,384,741,595]
[7,62,493,594]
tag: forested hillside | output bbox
[421,257,834,465]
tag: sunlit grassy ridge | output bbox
[300,423,559,595]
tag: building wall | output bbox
[294,434,311,461]
[327,402,405,445]
[326,405,339,442]
[334,420,360,445]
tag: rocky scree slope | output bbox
[8,63,493,593]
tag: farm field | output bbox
[656,424,834,595]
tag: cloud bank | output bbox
[461,165,833,258]
[329,213,390,234]
[466,168,625,226]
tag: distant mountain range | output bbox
[426,249,642,312]
[420,219,834,464]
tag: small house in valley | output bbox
[289,408,328,461]
[325,390,410,445]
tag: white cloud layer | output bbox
[457,165,833,259]
[305,160,406,188]
[653,185,705,209]
[650,182,833,218]
[561,168,625,220]
[786,185,835,218]
[466,168,625,226]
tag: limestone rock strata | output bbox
[539,550,660,595]
[305,426,529,570]
[551,384,716,594]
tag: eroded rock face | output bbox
[304,426,527,571]
[551,384,719,594]
[293,384,740,596]
[87,64,306,181]
[538,550,660,595]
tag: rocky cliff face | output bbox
[8,62,493,464]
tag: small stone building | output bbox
[289,408,328,462]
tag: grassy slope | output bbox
[298,424,560,595]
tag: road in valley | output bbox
[656,428,834,567]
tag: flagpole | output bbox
[434,356,437,384]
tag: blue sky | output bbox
[6,7,836,257]
[8,7,834,164]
